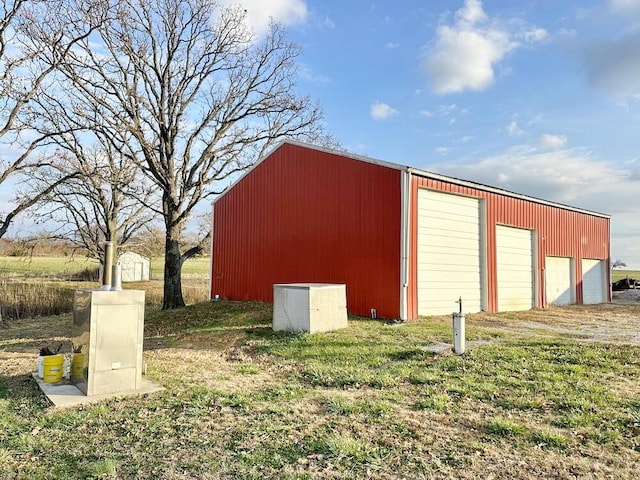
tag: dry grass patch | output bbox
[0,255,210,321]
[145,348,289,395]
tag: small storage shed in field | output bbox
[118,251,151,282]
[210,141,610,320]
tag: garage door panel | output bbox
[418,267,481,275]
[418,236,479,249]
[546,256,573,306]
[418,232,480,244]
[422,216,478,227]
[418,299,482,312]
[417,271,481,282]
[420,194,479,209]
[419,288,482,302]
[417,189,483,316]
[496,225,534,311]
[419,248,481,260]
[418,227,479,240]
[417,254,482,268]
[582,259,606,304]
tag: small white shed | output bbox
[118,252,151,282]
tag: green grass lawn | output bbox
[611,269,640,282]
[1,302,638,479]
[0,255,210,279]
[0,256,99,277]
[150,256,210,277]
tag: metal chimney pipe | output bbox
[100,241,114,290]
[110,263,122,291]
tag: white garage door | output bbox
[545,256,573,306]
[496,225,534,311]
[582,259,606,304]
[417,189,483,315]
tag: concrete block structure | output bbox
[273,283,348,333]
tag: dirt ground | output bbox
[470,290,640,345]
[612,287,640,304]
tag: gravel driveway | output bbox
[468,290,640,345]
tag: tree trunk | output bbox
[163,226,185,309]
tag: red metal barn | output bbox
[211,142,610,320]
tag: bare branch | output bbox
[33,0,330,308]
[0,0,108,239]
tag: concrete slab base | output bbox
[422,342,453,354]
[31,373,164,408]
[422,339,497,354]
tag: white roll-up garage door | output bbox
[582,259,606,304]
[496,225,534,311]
[417,189,483,315]
[545,256,573,306]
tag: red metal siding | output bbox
[407,176,610,319]
[212,143,402,319]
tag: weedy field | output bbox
[0,256,211,320]
[0,256,211,278]
[611,270,640,282]
[1,300,639,479]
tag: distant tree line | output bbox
[0,228,212,259]
[0,0,331,308]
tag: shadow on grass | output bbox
[0,314,73,355]
[0,371,51,411]
[142,300,277,351]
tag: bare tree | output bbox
[27,143,158,260]
[0,1,103,239]
[127,226,166,258]
[611,259,626,269]
[37,0,328,308]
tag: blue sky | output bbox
[2,0,639,269]
[227,0,640,268]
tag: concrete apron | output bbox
[32,373,164,408]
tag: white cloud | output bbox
[422,0,545,95]
[385,42,400,49]
[608,0,640,14]
[523,28,548,43]
[539,134,568,148]
[439,104,458,115]
[370,102,398,120]
[298,64,331,84]
[419,103,467,122]
[317,15,335,29]
[456,0,487,25]
[435,146,451,156]
[506,121,524,137]
[574,0,640,99]
[582,31,640,99]
[425,147,640,267]
[220,0,308,37]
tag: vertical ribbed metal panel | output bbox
[212,143,402,319]
[407,176,610,317]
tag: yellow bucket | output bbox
[71,353,86,380]
[42,355,64,383]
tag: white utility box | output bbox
[71,290,145,396]
[452,312,466,355]
[273,283,347,333]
